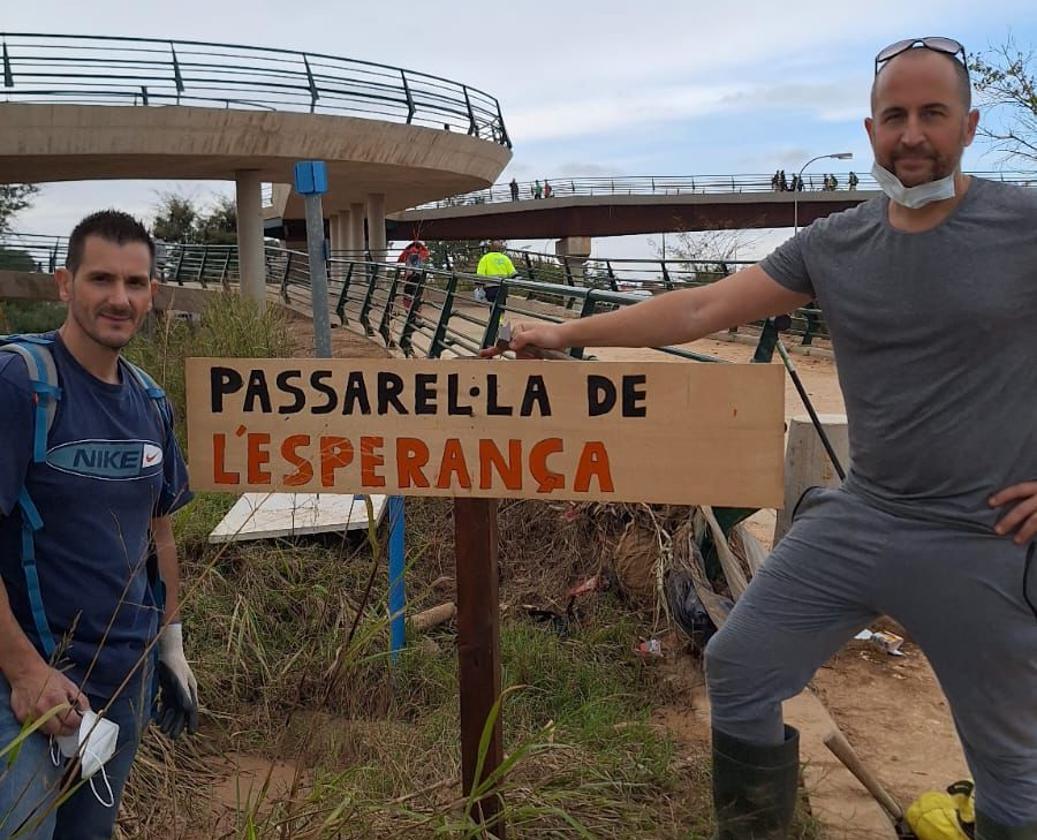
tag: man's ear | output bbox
[148,278,159,312]
[964,108,979,147]
[55,267,73,303]
[864,116,874,141]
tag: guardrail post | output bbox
[2,42,12,87]
[398,269,427,358]
[495,99,511,148]
[481,284,508,349]
[197,246,209,288]
[401,70,416,124]
[522,252,535,281]
[221,250,233,289]
[335,262,355,322]
[359,263,380,336]
[169,42,184,102]
[49,242,59,274]
[802,307,819,346]
[661,261,673,291]
[605,261,619,292]
[562,257,576,310]
[173,247,185,286]
[569,294,599,360]
[140,85,149,105]
[462,85,478,137]
[429,272,458,358]
[378,266,402,347]
[303,54,319,113]
[279,251,293,304]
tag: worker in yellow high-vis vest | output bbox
[475,242,516,304]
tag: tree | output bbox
[152,192,199,243]
[151,191,237,244]
[971,39,1037,164]
[424,239,494,273]
[0,184,40,235]
[194,195,237,245]
[650,227,764,283]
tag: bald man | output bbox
[494,38,1037,839]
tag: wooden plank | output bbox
[454,498,505,837]
[184,358,785,508]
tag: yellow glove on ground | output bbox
[906,780,975,840]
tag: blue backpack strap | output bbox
[0,335,61,463]
[122,360,172,718]
[0,335,61,658]
[15,489,56,657]
[122,360,171,434]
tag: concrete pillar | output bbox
[773,414,850,545]
[329,213,345,255]
[555,236,592,285]
[235,169,266,309]
[365,192,387,260]
[349,202,365,259]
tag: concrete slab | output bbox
[208,492,387,544]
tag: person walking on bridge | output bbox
[0,211,198,839]
[509,177,519,201]
[493,37,1037,839]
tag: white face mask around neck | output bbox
[871,161,957,209]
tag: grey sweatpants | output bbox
[704,486,1037,826]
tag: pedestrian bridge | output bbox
[375,170,1037,240]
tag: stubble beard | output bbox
[70,297,139,351]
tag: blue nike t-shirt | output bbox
[0,332,192,697]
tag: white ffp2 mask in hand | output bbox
[50,710,120,807]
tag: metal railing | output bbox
[412,169,1037,208]
[0,236,830,347]
[0,33,510,145]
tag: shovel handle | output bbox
[823,729,904,821]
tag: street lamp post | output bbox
[794,152,854,233]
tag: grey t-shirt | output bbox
[761,177,1037,530]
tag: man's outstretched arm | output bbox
[495,264,812,354]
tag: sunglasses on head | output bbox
[874,37,967,76]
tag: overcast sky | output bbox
[5,1,1035,259]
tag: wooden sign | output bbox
[185,358,784,507]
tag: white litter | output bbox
[854,628,905,656]
[208,493,388,544]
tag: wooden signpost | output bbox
[185,357,785,837]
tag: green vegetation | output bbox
[151,191,238,244]
[0,184,39,234]
[0,300,66,334]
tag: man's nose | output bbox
[900,114,926,146]
[107,280,131,308]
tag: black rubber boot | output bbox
[976,811,1037,840]
[712,725,800,840]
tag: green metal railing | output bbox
[0,33,510,145]
[0,236,830,347]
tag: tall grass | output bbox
[124,293,295,440]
